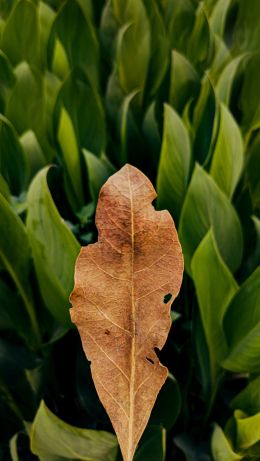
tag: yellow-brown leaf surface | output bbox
[70,164,184,461]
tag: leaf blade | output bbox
[70,164,184,461]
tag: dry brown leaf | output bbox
[70,164,184,461]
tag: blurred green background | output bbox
[0,0,259,460]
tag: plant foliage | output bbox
[0,0,259,460]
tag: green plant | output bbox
[0,0,259,460]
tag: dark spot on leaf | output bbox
[163,293,172,304]
[105,329,110,335]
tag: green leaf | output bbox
[115,0,150,100]
[209,35,230,83]
[1,0,39,66]
[169,50,200,114]
[6,62,44,136]
[215,54,247,107]
[211,424,242,461]
[119,90,140,165]
[222,266,260,373]
[9,432,19,461]
[149,374,181,431]
[210,104,244,198]
[30,400,118,461]
[210,0,233,37]
[48,0,99,87]
[20,130,46,180]
[26,167,80,326]
[157,104,191,221]
[38,1,55,69]
[0,115,28,195]
[0,193,40,346]
[0,50,15,87]
[134,426,166,461]
[51,38,70,80]
[191,230,238,384]
[55,67,106,155]
[83,150,115,202]
[142,0,169,99]
[192,78,216,165]
[0,174,10,201]
[187,4,214,72]
[234,410,260,450]
[179,164,243,275]
[230,376,260,415]
[239,53,260,134]
[57,107,84,211]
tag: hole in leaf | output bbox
[146,357,154,365]
[163,293,172,304]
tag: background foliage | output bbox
[0,0,259,460]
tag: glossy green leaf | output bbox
[48,0,99,86]
[0,193,39,346]
[83,150,115,202]
[119,90,139,165]
[55,67,106,155]
[191,230,238,383]
[51,38,70,79]
[210,103,244,198]
[30,400,118,461]
[230,376,260,415]
[57,107,84,211]
[20,131,46,180]
[234,410,260,450]
[209,35,230,83]
[222,266,260,373]
[179,164,243,275]
[215,54,247,107]
[142,102,161,169]
[192,78,216,165]
[210,0,232,37]
[6,62,44,136]
[40,71,61,162]
[169,50,200,114]
[0,115,28,195]
[157,104,191,221]
[38,1,55,69]
[134,426,166,461]
[1,0,39,66]
[211,424,242,461]
[239,53,260,134]
[115,0,150,100]
[26,167,80,326]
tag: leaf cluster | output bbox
[0,0,259,460]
